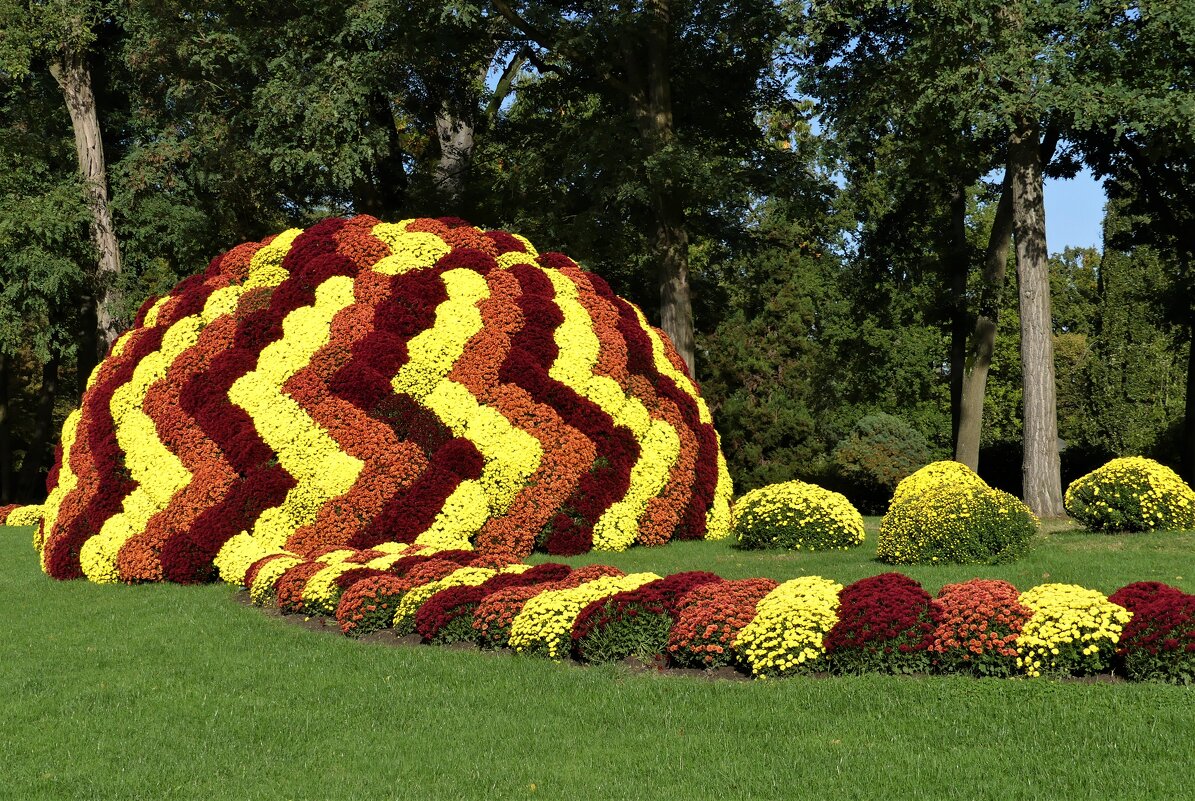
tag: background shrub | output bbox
[1065,456,1195,532]
[829,414,936,514]
[877,461,1037,565]
[733,480,865,552]
[824,573,937,674]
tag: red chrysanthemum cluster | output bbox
[1110,581,1195,683]
[929,579,1032,677]
[666,578,780,668]
[824,572,938,674]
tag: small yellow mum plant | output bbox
[877,461,1038,565]
[1064,456,1195,533]
[732,481,865,551]
[1015,583,1131,677]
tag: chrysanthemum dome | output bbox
[37,216,732,583]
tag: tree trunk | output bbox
[77,292,99,402]
[17,353,60,502]
[1009,116,1065,517]
[955,175,1015,470]
[433,101,475,211]
[0,352,11,504]
[947,186,969,454]
[50,51,122,356]
[622,0,695,375]
[1183,326,1195,484]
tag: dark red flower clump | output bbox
[1112,582,1195,683]
[825,572,938,674]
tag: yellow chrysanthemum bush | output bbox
[877,461,1038,564]
[1064,456,1195,533]
[732,481,865,551]
[1015,583,1131,677]
[734,576,843,678]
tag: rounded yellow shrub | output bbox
[1064,456,1195,533]
[877,461,1037,565]
[732,481,865,551]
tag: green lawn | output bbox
[2,524,1193,800]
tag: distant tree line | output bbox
[0,0,1191,513]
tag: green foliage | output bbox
[571,606,673,666]
[829,414,937,514]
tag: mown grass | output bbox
[529,517,1195,595]
[2,524,1193,801]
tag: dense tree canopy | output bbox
[0,0,1191,512]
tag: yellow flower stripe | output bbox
[249,555,304,605]
[214,533,294,587]
[509,572,661,659]
[37,409,80,560]
[392,268,542,550]
[543,271,680,551]
[370,221,451,275]
[244,228,303,289]
[230,276,364,549]
[391,565,499,633]
[80,314,201,583]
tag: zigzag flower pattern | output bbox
[36,217,734,584]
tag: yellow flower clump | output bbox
[732,481,865,552]
[877,461,1038,565]
[5,505,43,528]
[1015,583,1131,677]
[508,572,661,659]
[391,565,503,634]
[735,576,843,678]
[1064,456,1195,533]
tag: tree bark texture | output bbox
[621,0,696,375]
[1009,117,1065,517]
[948,186,969,454]
[50,51,123,355]
[1183,327,1195,484]
[0,353,11,504]
[955,175,1015,470]
[433,101,475,210]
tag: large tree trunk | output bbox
[50,50,122,355]
[622,0,695,375]
[0,352,11,504]
[955,175,1015,470]
[433,101,476,211]
[947,186,969,454]
[17,353,59,502]
[1183,326,1195,484]
[1009,117,1065,517]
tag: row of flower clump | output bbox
[214,533,1194,684]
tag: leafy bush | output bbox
[508,572,661,659]
[1015,583,1131,677]
[734,576,842,678]
[824,573,937,674]
[570,572,721,663]
[1064,456,1195,532]
[930,579,1033,677]
[472,564,624,648]
[1110,582,1195,684]
[416,562,574,644]
[334,574,409,637]
[732,480,865,551]
[830,414,936,514]
[877,461,1037,565]
[665,578,780,669]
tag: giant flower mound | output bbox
[36,216,733,584]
